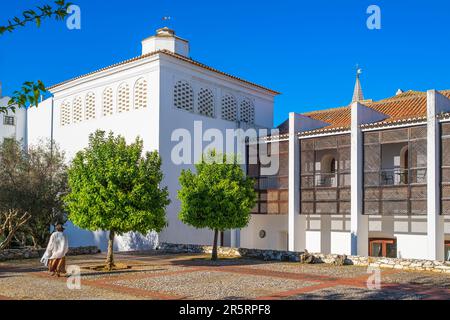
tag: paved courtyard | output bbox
[0,252,449,300]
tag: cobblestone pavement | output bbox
[0,252,449,300]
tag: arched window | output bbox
[85,92,96,120]
[174,80,194,111]
[60,101,71,126]
[117,83,130,113]
[239,98,255,124]
[221,94,237,121]
[134,78,148,109]
[197,88,214,117]
[318,154,337,187]
[321,154,336,173]
[102,87,114,116]
[72,96,83,123]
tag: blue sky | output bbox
[1,0,450,125]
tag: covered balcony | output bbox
[363,126,427,216]
[247,140,288,215]
[300,134,351,216]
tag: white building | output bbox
[23,27,450,261]
[240,74,450,261]
[0,83,27,145]
[27,27,278,251]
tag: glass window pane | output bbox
[371,243,383,257]
[386,243,397,258]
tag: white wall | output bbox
[240,215,288,250]
[27,98,53,145]
[368,215,428,259]
[0,96,27,145]
[28,59,162,251]
[157,55,275,246]
[27,51,276,250]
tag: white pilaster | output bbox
[427,90,447,261]
[288,112,306,251]
[350,102,369,256]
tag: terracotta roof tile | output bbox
[299,90,439,134]
[303,106,351,130]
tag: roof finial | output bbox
[352,64,364,103]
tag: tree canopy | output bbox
[178,150,257,260]
[64,131,170,269]
[0,139,68,249]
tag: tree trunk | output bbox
[0,210,30,250]
[31,234,39,249]
[106,230,115,270]
[211,229,219,261]
[0,230,15,250]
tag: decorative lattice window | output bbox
[85,92,96,120]
[134,78,148,109]
[60,101,71,126]
[102,87,114,116]
[117,83,130,113]
[72,97,83,123]
[174,80,193,111]
[197,88,214,117]
[221,94,237,121]
[239,98,255,124]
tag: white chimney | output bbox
[396,89,404,95]
[141,27,189,57]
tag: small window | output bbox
[174,80,194,112]
[85,92,96,120]
[134,78,148,110]
[73,97,83,123]
[197,88,214,117]
[60,101,72,126]
[102,87,114,116]
[117,83,131,113]
[3,116,15,126]
[221,94,237,121]
[369,238,397,258]
[239,98,255,124]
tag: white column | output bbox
[288,113,306,251]
[350,102,368,256]
[427,90,445,261]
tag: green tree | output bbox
[0,139,67,249]
[64,131,170,270]
[24,140,68,248]
[178,150,257,261]
[0,0,72,114]
[1,81,47,114]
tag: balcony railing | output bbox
[366,168,427,186]
[315,173,337,188]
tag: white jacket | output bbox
[42,232,69,262]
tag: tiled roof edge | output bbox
[47,50,280,95]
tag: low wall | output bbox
[158,243,450,274]
[0,246,100,262]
